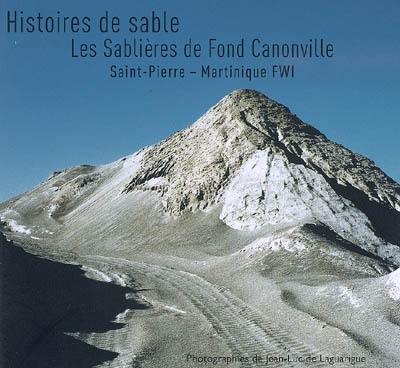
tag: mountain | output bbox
[1,89,399,265]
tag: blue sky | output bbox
[1,0,399,202]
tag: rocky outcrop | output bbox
[124,90,399,214]
[122,90,400,263]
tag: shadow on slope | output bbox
[251,223,392,284]
[311,163,400,248]
[0,233,148,368]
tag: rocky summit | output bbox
[121,89,400,264]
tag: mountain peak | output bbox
[122,90,295,211]
[1,89,399,266]
[124,90,398,209]
[219,89,282,109]
[195,89,326,145]
[221,88,274,104]
[199,88,292,133]
[121,90,400,264]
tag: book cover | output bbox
[1,1,399,367]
